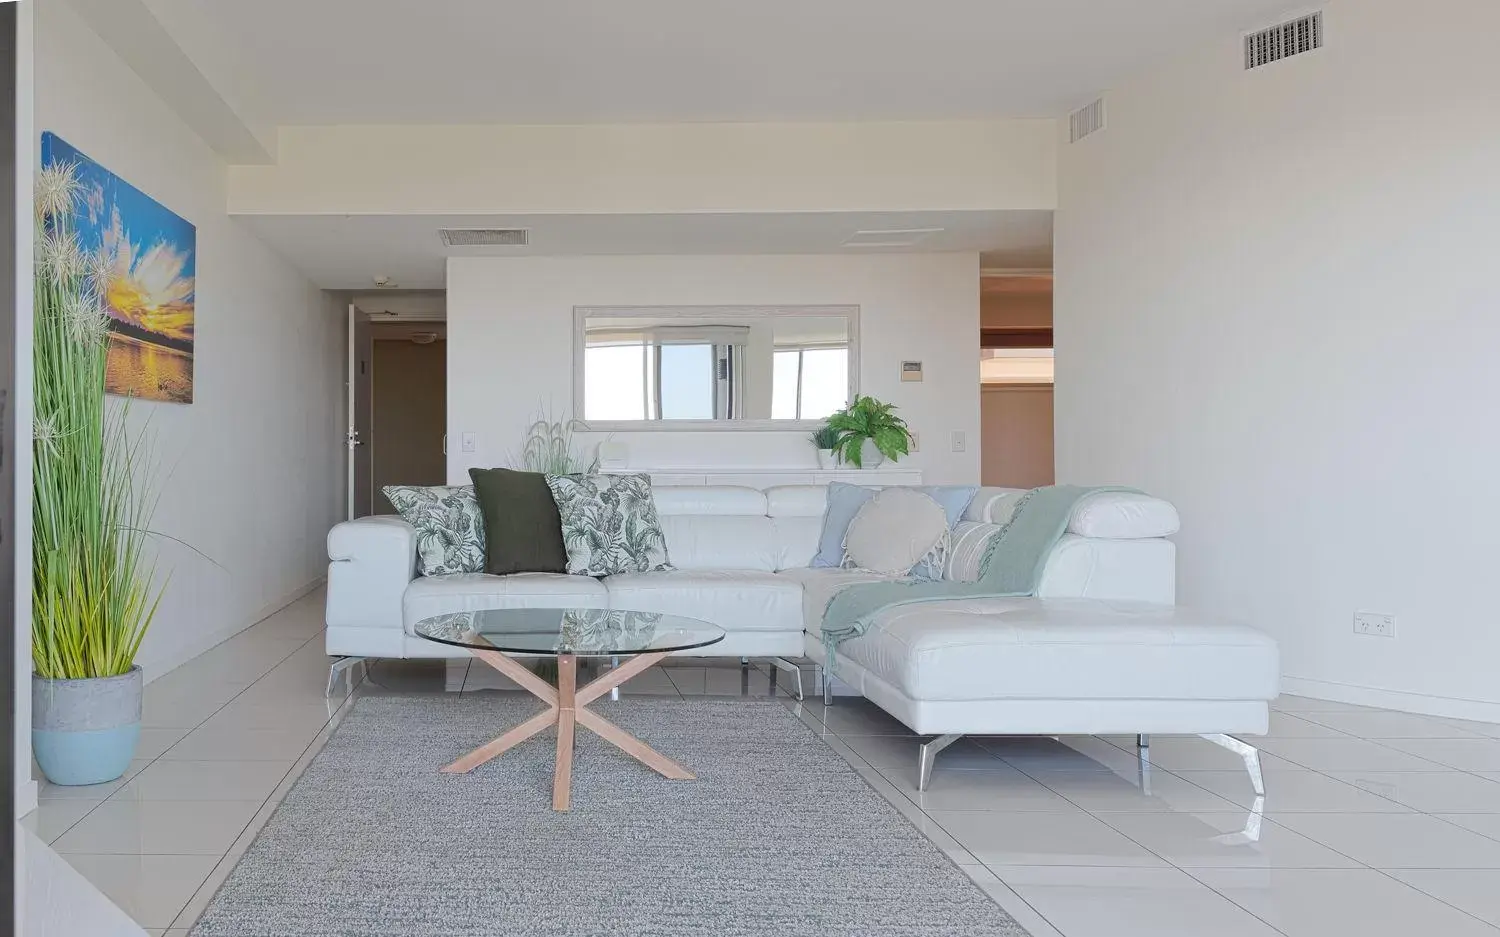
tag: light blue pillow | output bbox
[812,482,979,578]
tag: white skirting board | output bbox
[139,577,326,686]
[19,823,149,936]
[1281,675,1500,725]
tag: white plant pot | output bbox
[815,449,839,470]
[858,439,887,468]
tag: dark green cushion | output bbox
[468,467,568,575]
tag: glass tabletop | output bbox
[412,607,726,657]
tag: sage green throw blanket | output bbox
[820,485,1133,661]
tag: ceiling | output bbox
[143,0,1295,126]
[237,210,1054,290]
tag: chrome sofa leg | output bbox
[1136,733,1150,750]
[610,655,621,702]
[1201,733,1265,796]
[768,657,804,701]
[822,666,834,706]
[326,656,365,697]
[918,734,962,792]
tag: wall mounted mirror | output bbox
[573,306,859,430]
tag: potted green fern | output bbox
[31,162,165,785]
[825,395,912,468]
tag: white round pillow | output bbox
[842,487,949,576]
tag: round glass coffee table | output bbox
[413,607,725,811]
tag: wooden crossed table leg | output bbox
[440,649,693,811]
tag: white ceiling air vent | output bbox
[1068,98,1105,144]
[841,227,943,248]
[439,228,529,247]
[1245,12,1323,70]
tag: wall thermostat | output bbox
[900,361,924,382]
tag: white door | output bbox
[347,304,374,519]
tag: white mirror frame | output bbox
[572,304,860,432]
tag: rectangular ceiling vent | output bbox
[439,228,529,247]
[841,227,943,248]
[1245,12,1323,70]
[1068,98,1105,143]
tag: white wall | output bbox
[447,254,981,485]
[11,0,37,821]
[1055,0,1500,717]
[34,0,344,679]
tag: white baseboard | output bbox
[15,779,38,818]
[141,577,326,686]
[1281,675,1500,724]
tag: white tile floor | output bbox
[24,588,1500,936]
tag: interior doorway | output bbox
[978,274,1055,488]
[346,296,447,519]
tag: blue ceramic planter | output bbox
[33,666,143,786]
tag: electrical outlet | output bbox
[1353,612,1395,638]
[909,431,920,452]
[951,431,966,453]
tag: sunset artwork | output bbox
[42,132,196,403]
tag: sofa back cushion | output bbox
[653,486,778,571]
[767,486,828,570]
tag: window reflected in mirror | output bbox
[577,308,856,425]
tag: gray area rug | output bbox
[191,695,1029,937]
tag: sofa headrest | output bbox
[765,486,828,518]
[652,486,768,516]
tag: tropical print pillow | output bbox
[544,473,673,577]
[382,485,486,577]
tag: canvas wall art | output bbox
[42,132,196,403]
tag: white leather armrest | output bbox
[326,516,418,635]
[1069,491,1180,539]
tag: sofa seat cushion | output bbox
[603,569,802,633]
[836,598,1279,703]
[402,573,608,632]
[775,567,899,632]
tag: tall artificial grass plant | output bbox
[31,161,163,680]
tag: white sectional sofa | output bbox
[325,485,1280,790]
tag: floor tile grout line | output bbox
[800,703,1074,933]
[166,672,364,930]
[815,728,1089,932]
[1178,863,1500,935]
[957,864,1073,937]
[1376,867,1500,931]
[41,627,327,848]
[1075,726,1500,930]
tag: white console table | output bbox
[602,467,922,488]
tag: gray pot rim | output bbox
[32,664,143,687]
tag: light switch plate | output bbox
[460,432,477,454]
[951,431,966,453]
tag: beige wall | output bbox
[373,340,447,512]
[980,276,1052,330]
[980,385,1054,488]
